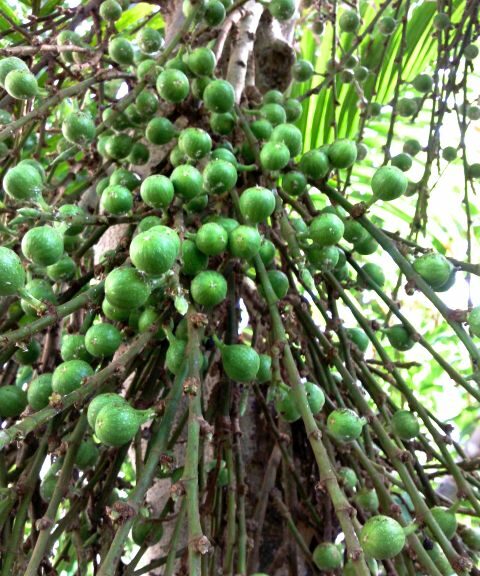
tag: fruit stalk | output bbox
[0,281,105,346]
[183,308,208,575]
[296,306,468,573]
[24,414,88,576]
[252,250,371,575]
[0,425,50,576]
[348,255,480,401]
[325,269,480,516]
[96,359,189,576]
[322,183,480,363]
[164,499,187,576]
[229,173,370,571]
[350,444,444,576]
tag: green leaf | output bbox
[39,0,61,17]
[115,3,163,33]
[0,0,18,22]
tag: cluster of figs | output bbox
[0,0,479,569]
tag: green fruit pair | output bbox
[87,393,127,428]
[281,382,325,421]
[271,123,303,157]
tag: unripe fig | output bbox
[327,408,365,442]
[190,271,228,308]
[360,515,406,559]
[218,341,260,382]
[391,410,420,440]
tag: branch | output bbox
[0,329,152,450]
[183,309,209,574]
[0,281,104,346]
